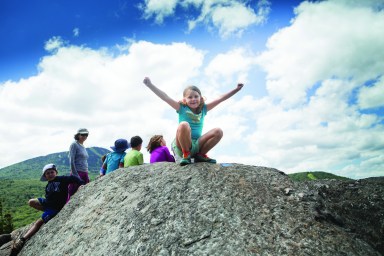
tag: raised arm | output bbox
[143,77,179,111]
[206,83,244,111]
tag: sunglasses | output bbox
[80,134,88,137]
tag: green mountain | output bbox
[289,171,352,181]
[0,147,110,180]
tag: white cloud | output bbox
[142,0,178,24]
[204,48,257,87]
[141,0,270,38]
[257,0,384,107]
[73,27,80,37]
[44,36,66,52]
[194,1,270,38]
[250,0,384,178]
[358,78,384,109]
[331,0,384,10]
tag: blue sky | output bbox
[1,0,383,179]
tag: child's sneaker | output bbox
[194,154,217,164]
[180,156,192,166]
[11,237,26,255]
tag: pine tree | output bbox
[3,214,13,233]
[0,198,14,233]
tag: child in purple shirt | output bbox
[146,135,175,163]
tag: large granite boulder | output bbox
[4,163,383,255]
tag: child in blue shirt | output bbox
[100,139,130,176]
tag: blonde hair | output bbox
[146,135,163,153]
[180,85,205,113]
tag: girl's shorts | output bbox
[172,138,199,158]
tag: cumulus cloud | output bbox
[44,36,66,52]
[204,48,258,87]
[188,0,270,38]
[251,0,384,178]
[141,0,178,24]
[257,0,384,107]
[358,77,384,109]
[141,0,270,37]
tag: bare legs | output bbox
[23,219,44,240]
[198,128,223,155]
[175,121,223,155]
[23,199,45,240]
[12,198,46,254]
[28,199,44,211]
[176,122,192,153]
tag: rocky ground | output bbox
[1,163,383,255]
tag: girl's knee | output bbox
[178,121,191,130]
[177,122,191,134]
[213,128,223,138]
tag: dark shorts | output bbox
[38,198,59,223]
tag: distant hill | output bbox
[289,171,352,181]
[0,147,111,180]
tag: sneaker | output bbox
[11,237,26,255]
[194,154,217,164]
[180,156,192,166]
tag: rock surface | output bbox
[3,163,383,255]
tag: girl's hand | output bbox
[143,77,152,86]
[237,83,244,90]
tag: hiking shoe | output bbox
[180,156,192,166]
[11,237,26,255]
[194,154,217,164]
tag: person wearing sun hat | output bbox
[11,163,85,255]
[100,138,130,176]
[67,128,90,201]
